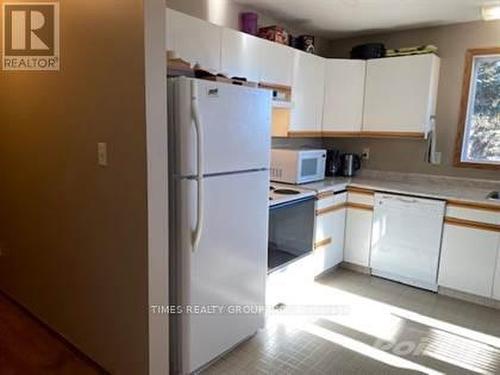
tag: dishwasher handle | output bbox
[379,195,419,205]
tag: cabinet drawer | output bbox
[445,204,500,226]
[347,191,374,207]
[316,192,347,211]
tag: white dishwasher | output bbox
[370,193,446,291]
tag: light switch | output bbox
[97,142,108,166]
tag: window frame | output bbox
[454,47,500,170]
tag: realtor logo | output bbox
[2,2,60,70]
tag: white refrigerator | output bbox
[168,77,272,374]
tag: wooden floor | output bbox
[0,292,105,375]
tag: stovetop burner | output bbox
[273,188,300,195]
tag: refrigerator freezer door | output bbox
[170,78,272,177]
[175,170,269,373]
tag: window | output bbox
[455,48,500,168]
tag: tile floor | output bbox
[203,269,500,375]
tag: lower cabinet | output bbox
[343,190,374,268]
[494,247,500,301]
[344,208,373,267]
[438,223,500,298]
[314,193,346,276]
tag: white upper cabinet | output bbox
[363,54,440,134]
[220,28,294,86]
[221,28,262,82]
[323,59,366,133]
[166,8,222,72]
[290,51,326,133]
[259,40,294,86]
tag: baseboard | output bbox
[438,286,500,310]
[314,264,341,280]
[339,262,371,275]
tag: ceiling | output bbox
[234,0,491,38]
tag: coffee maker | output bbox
[325,150,343,176]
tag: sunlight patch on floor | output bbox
[266,270,500,375]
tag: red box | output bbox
[258,26,289,45]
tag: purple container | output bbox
[240,12,258,35]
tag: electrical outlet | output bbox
[97,142,108,167]
[362,148,370,160]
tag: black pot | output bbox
[350,43,386,59]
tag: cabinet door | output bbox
[221,28,262,82]
[259,40,294,86]
[290,51,325,134]
[363,54,440,133]
[167,9,222,72]
[344,208,373,267]
[314,208,346,275]
[323,59,366,133]
[438,224,499,298]
[494,241,500,301]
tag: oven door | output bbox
[297,152,326,184]
[268,197,315,271]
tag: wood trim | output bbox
[258,82,292,92]
[346,202,374,211]
[447,199,500,213]
[454,47,500,170]
[454,161,500,170]
[287,131,426,139]
[322,131,361,138]
[287,130,323,138]
[444,217,500,233]
[316,191,335,200]
[316,203,347,216]
[347,186,375,196]
[314,237,332,249]
[359,131,426,139]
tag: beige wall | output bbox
[0,1,151,374]
[324,20,500,180]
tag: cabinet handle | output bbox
[314,237,332,249]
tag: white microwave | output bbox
[271,149,326,184]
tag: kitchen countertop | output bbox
[301,170,500,207]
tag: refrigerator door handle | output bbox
[191,80,204,252]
